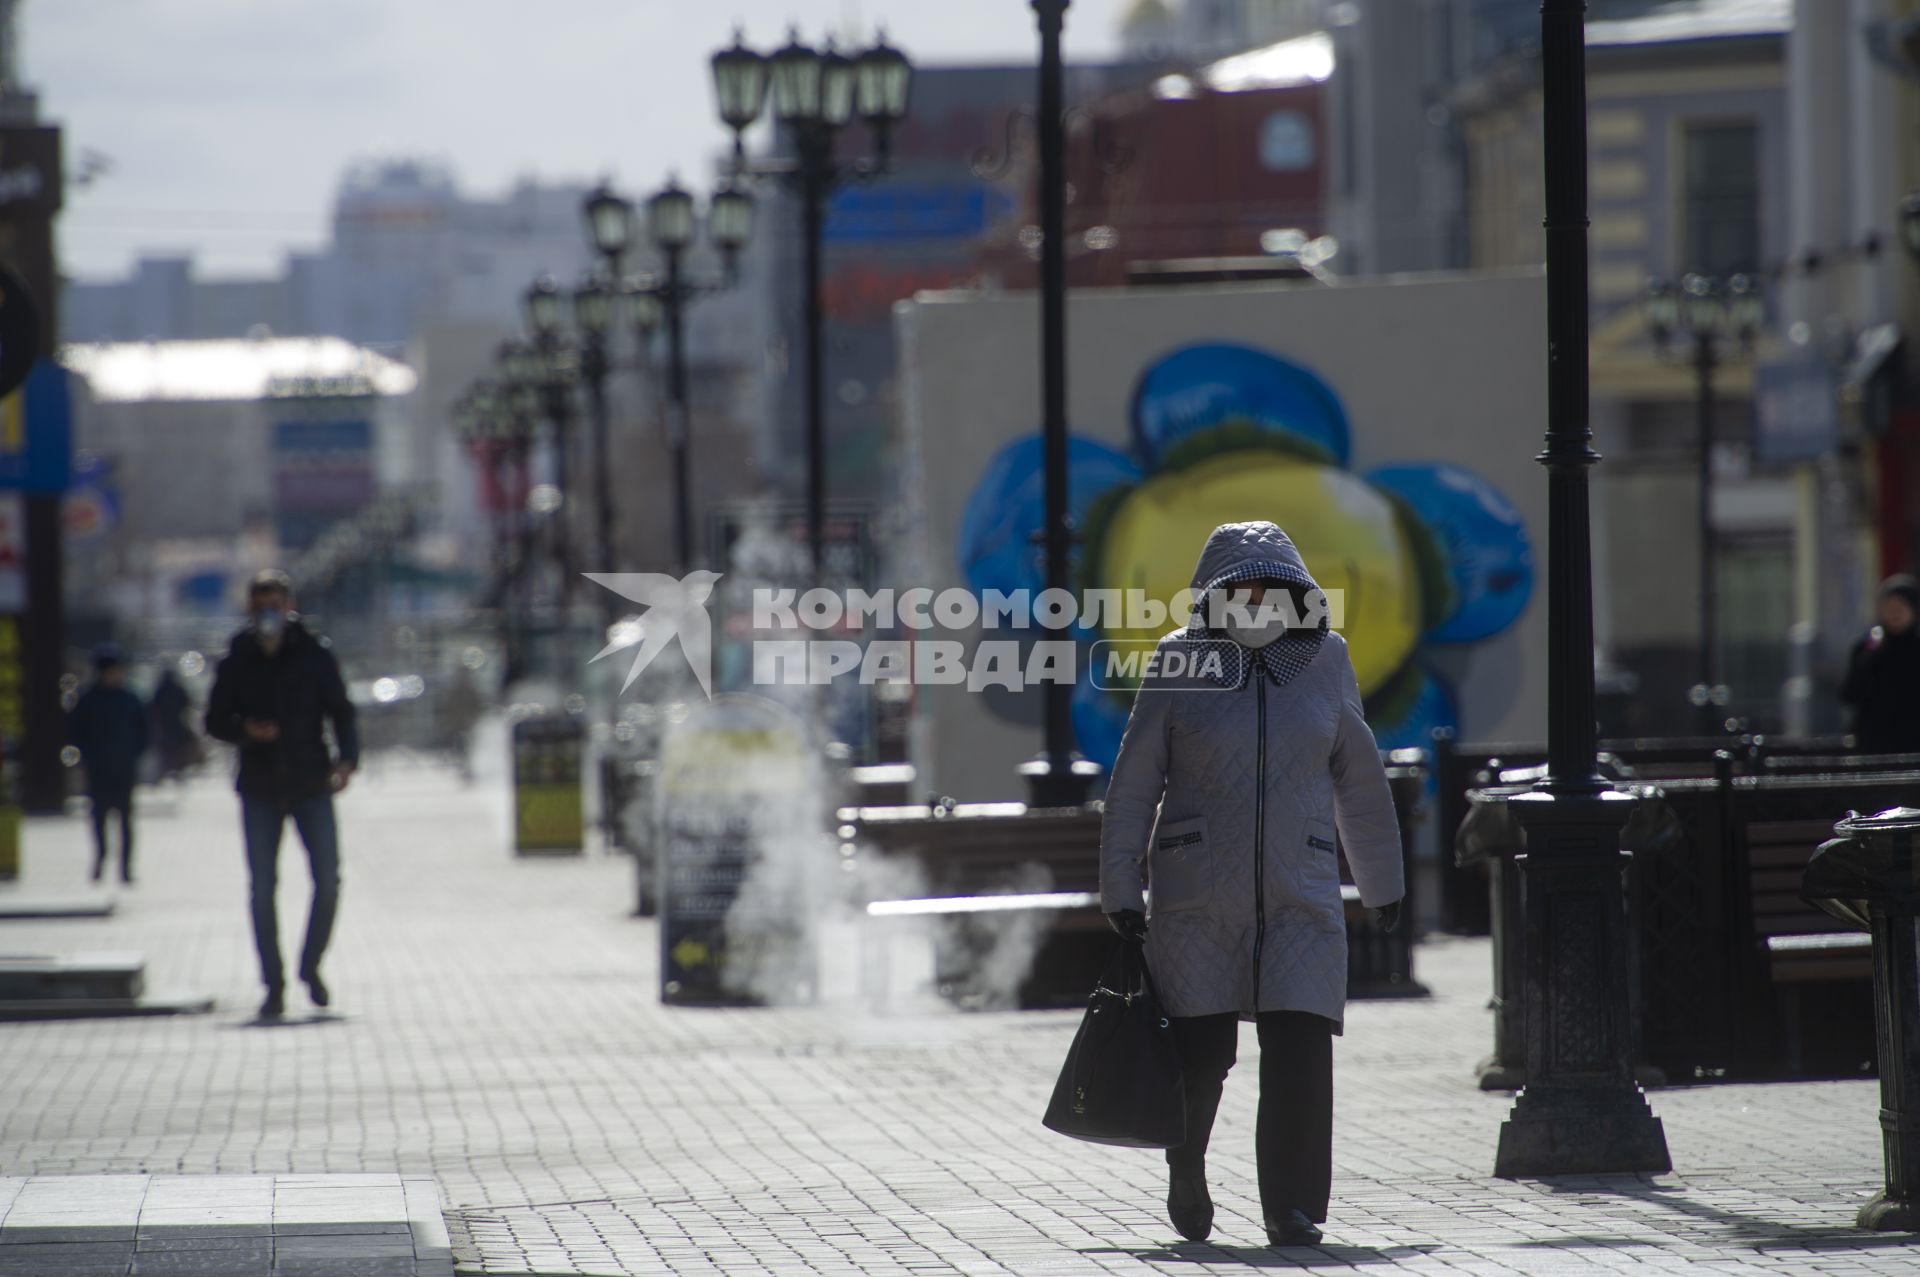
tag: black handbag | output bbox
[1041,940,1187,1148]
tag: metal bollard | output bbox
[1802,806,1920,1232]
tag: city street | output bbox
[0,737,1911,1276]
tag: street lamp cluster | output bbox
[448,171,760,678]
[1642,271,1766,731]
[451,364,548,680]
[710,27,913,575]
[447,23,917,682]
[577,177,756,577]
[712,29,912,164]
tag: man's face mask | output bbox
[251,605,286,640]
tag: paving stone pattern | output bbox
[0,739,1915,1274]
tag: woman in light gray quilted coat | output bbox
[1099,520,1405,1249]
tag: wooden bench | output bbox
[1431,732,1860,936]
[841,803,1108,1009]
[1746,817,1874,983]
[842,755,1428,1010]
[1744,816,1875,1077]
[1465,756,1915,1083]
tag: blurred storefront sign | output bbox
[656,695,816,1007]
[0,359,69,492]
[62,453,117,544]
[272,407,374,550]
[0,122,62,814]
[825,181,1012,243]
[0,491,21,610]
[0,128,59,217]
[1754,356,1841,465]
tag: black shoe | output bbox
[259,988,285,1019]
[1167,1167,1213,1242]
[303,972,330,1009]
[1264,1209,1323,1248]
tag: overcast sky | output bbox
[31,0,1134,281]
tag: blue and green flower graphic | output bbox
[957,342,1534,772]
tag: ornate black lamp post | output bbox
[581,181,632,597]
[650,179,700,575]
[453,381,517,591]
[1015,0,1101,808]
[469,352,542,681]
[522,277,579,605]
[573,273,616,588]
[1643,273,1763,734]
[588,178,754,574]
[711,27,912,576]
[1492,0,1672,1178]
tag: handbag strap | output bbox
[1114,938,1165,1009]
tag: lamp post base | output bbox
[1019,755,1102,809]
[1858,1193,1920,1232]
[1494,789,1672,1179]
[1494,1082,1671,1178]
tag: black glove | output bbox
[1370,899,1403,934]
[1106,908,1149,943]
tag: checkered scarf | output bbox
[1182,558,1329,690]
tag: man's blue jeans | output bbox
[241,794,340,991]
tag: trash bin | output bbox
[0,801,17,880]
[512,714,584,855]
[1458,782,1532,1089]
[1802,806,1920,1232]
[1460,776,1667,1091]
[1346,753,1428,1000]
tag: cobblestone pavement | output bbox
[0,739,1914,1275]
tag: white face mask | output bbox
[1223,611,1288,649]
[251,607,287,641]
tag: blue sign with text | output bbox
[1753,357,1839,465]
[825,182,1013,243]
[0,360,72,493]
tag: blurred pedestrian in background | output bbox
[1100,521,1405,1249]
[64,643,149,884]
[149,665,202,783]
[204,570,359,1019]
[1840,574,1920,754]
[435,664,483,783]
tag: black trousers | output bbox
[89,785,134,882]
[1166,1010,1334,1223]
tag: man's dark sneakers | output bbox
[1264,1209,1323,1247]
[303,972,330,1009]
[1167,1167,1213,1242]
[259,987,285,1019]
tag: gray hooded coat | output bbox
[1098,522,1404,1032]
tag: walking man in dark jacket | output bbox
[204,570,359,1018]
[65,643,149,884]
